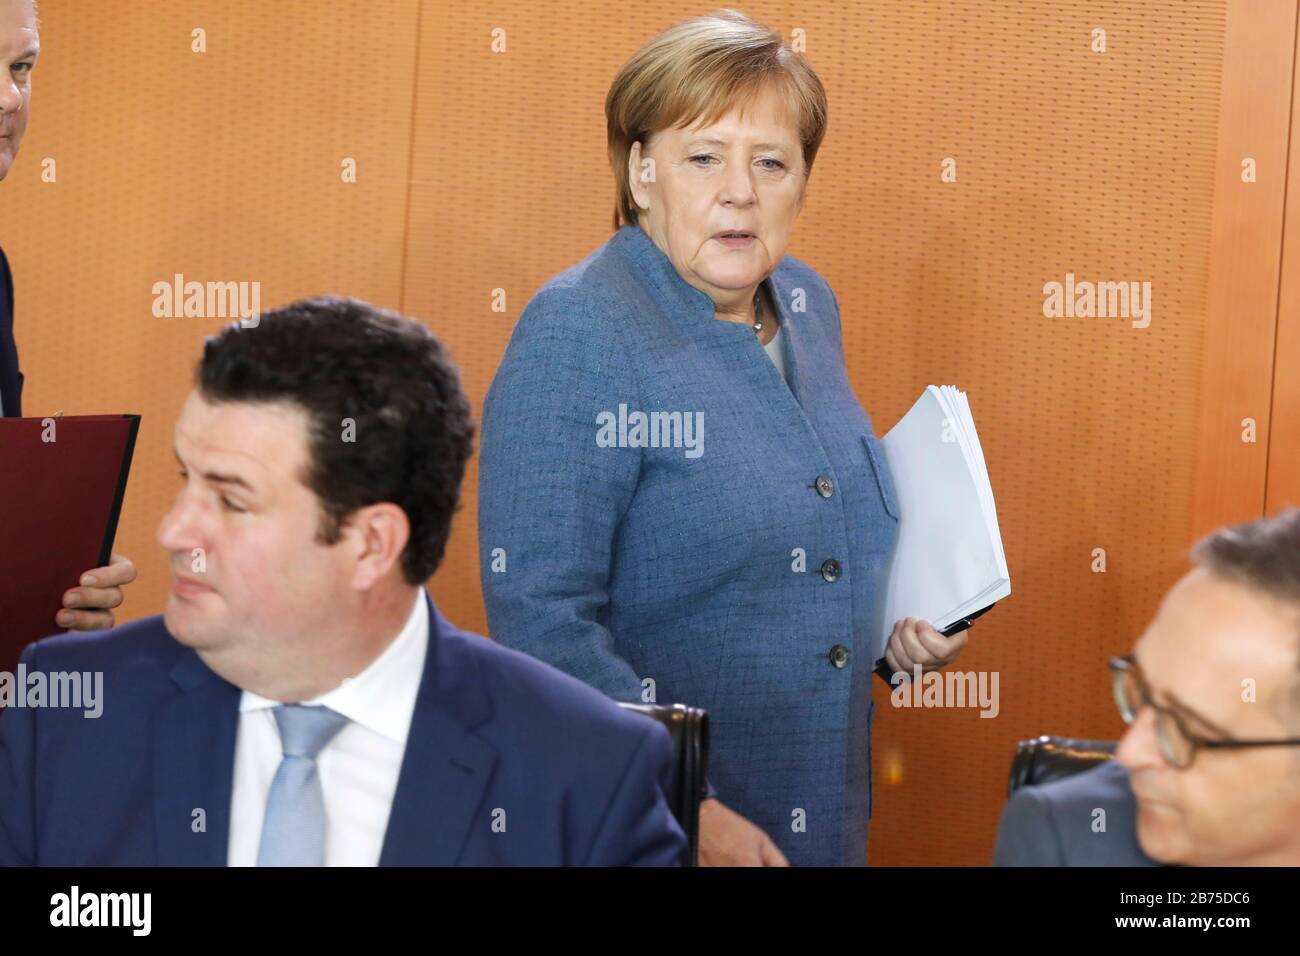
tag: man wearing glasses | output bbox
[995,508,1300,866]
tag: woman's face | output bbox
[629,85,807,311]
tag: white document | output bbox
[873,385,1010,664]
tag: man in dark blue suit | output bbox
[993,760,1158,866]
[996,509,1300,867]
[0,296,689,866]
[2,0,138,631]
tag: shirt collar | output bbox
[238,589,429,746]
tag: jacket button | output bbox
[820,558,841,583]
[830,644,850,669]
[815,475,834,498]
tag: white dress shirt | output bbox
[227,589,428,866]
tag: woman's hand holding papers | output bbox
[883,616,970,679]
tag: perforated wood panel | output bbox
[829,1,1226,866]
[401,1,1231,865]
[2,0,419,637]
[4,0,1283,866]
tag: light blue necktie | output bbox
[256,704,350,867]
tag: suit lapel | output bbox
[379,594,497,866]
[153,649,241,866]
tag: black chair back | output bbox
[1009,735,1116,795]
[617,702,709,865]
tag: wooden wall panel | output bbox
[1191,0,1297,536]
[3,0,1295,866]
[1265,10,1300,515]
[401,0,1293,866]
[0,0,419,628]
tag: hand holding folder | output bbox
[872,386,1010,677]
[0,414,140,674]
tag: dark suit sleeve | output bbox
[993,785,1067,866]
[0,245,22,417]
[581,722,689,867]
[0,644,39,866]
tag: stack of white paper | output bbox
[873,385,1010,664]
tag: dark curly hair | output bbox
[197,296,475,585]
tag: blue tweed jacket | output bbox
[478,224,900,866]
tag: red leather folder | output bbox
[0,414,140,674]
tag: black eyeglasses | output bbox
[1109,655,1300,769]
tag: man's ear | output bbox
[628,141,651,212]
[346,503,411,590]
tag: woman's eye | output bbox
[689,154,716,166]
[759,158,785,171]
[11,63,32,75]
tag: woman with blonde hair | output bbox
[478,9,966,866]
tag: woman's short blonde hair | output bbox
[605,9,828,231]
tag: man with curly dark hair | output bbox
[0,296,688,867]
